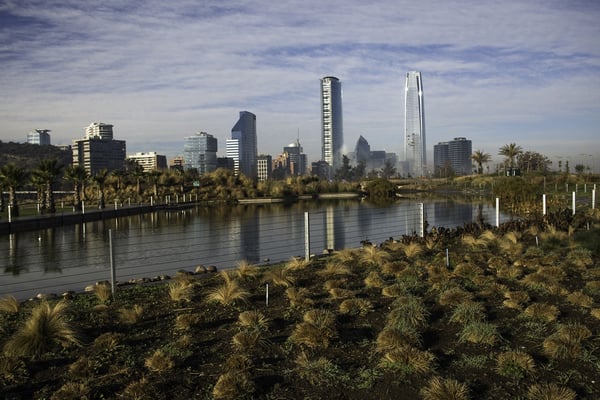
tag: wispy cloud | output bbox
[1,0,599,168]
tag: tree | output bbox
[34,159,63,214]
[380,160,397,179]
[0,163,29,217]
[498,143,523,170]
[91,169,109,209]
[516,151,552,174]
[334,155,353,181]
[575,164,585,175]
[471,150,492,174]
[64,165,89,212]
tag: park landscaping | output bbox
[1,208,600,399]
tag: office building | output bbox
[230,111,257,178]
[404,71,426,176]
[434,137,472,176]
[321,76,343,175]
[257,155,272,182]
[226,138,240,175]
[283,139,307,176]
[27,129,51,145]
[72,122,126,175]
[183,131,217,175]
[127,152,167,173]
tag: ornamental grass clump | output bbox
[207,272,250,305]
[174,313,202,331]
[289,309,337,349]
[294,351,346,386]
[526,383,576,400]
[232,330,267,352]
[51,382,90,400]
[364,271,385,289]
[237,310,269,333]
[168,279,194,303]
[438,287,474,307]
[380,345,435,375]
[449,301,486,325]
[285,287,314,309]
[93,282,113,304]
[317,262,352,278]
[542,323,591,360]
[212,370,255,400]
[284,256,311,271]
[235,259,260,280]
[0,295,19,314]
[118,304,144,325]
[387,295,429,330]
[502,290,530,310]
[3,300,82,358]
[359,245,391,267]
[420,376,469,400]
[376,325,421,350]
[339,298,373,316]
[262,266,296,288]
[459,321,499,345]
[144,349,175,373]
[329,287,354,299]
[495,350,535,381]
[522,303,560,322]
[567,291,593,308]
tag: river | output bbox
[0,197,507,300]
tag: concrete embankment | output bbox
[0,205,155,234]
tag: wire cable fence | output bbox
[1,193,596,300]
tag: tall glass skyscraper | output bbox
[183,131,217,174]
[321,76,343,175]
[230,111,257,178]
[404,71,426,176]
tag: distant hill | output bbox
[0,141,72,171]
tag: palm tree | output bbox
[34,159,63,214]
[471,150,492,174]
[0,163,29,217]
[146,170,162,198]
[64,165,89,212]
[91,169,109,209]
[498,143,523,171]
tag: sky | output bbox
[1,0,599,171]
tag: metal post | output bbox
[265,283,269,307]
[495,197,500,227]
[8,204,11,223]
[572,191,576,215]
[304,211,310,262]
[114,200,117,210]
[542,194,547,216]
[418,203,424,238]
[593,189,596,209]
[82,201,85,214]
[109,229,116,296]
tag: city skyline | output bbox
[1,1,599,171]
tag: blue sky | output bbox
[1,0,599,171]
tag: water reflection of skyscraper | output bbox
[324,206,346,252]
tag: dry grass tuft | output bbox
[523,303,559,322]
[118,304,144,325]
[452,262,483,280]
[542,324,590,360]
[567,291,593,308]
[502,291,530,310]
[294,351,342,386]
[332,248,358,265]
[92,332,121,351]
[359,245,391,266]
[223,353,252,372]
[290,309,337,349]
[387,296,429,329]
[262,266,296,288]
[0,356,28,385]
[51,382,90,400]
[285,287,314,308]
[459,321,498,345]
[376,328,413,352]
[526,383,576,400]
[495,350,535,380]
[235,259,260,280]
[144,349,175,373]
[120,377,157,400]
[339,298,374,316]
[68,356,100,379]
[3,300,81,357]
[591,308,600,320]
[420,376,469,400]
[232,330,267,352]
[329,287,354,299]
[93,282,113,304]
[449,301,486,325]
[207,273,250,305]
[380,345,435,374]
[213,371,255,400]
[382,283,407,298]
[318,262,352,278]
[438,287,474,307]
[284,257,311,271]
[0,295,20,314]
[364,271,385,288]
[237,310,269,332]
[168,279,194,303]
[174,313,202,331]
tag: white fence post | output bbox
[109,229,116,297]
[495,197,500,227]
[572,191,576,215]
[542,194,547,216]
[304,211,310,262]
[418,203,424,238]
[592,189,596,209]
[8,204,12,223]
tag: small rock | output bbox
[62,291,75,300]
[195,265,207,274]
[206,265,218,273]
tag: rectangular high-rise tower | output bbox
[321,76,343,176]
[404,71,426,177]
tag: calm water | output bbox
[0,198,506,299]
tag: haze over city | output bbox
[1,0,599,171]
